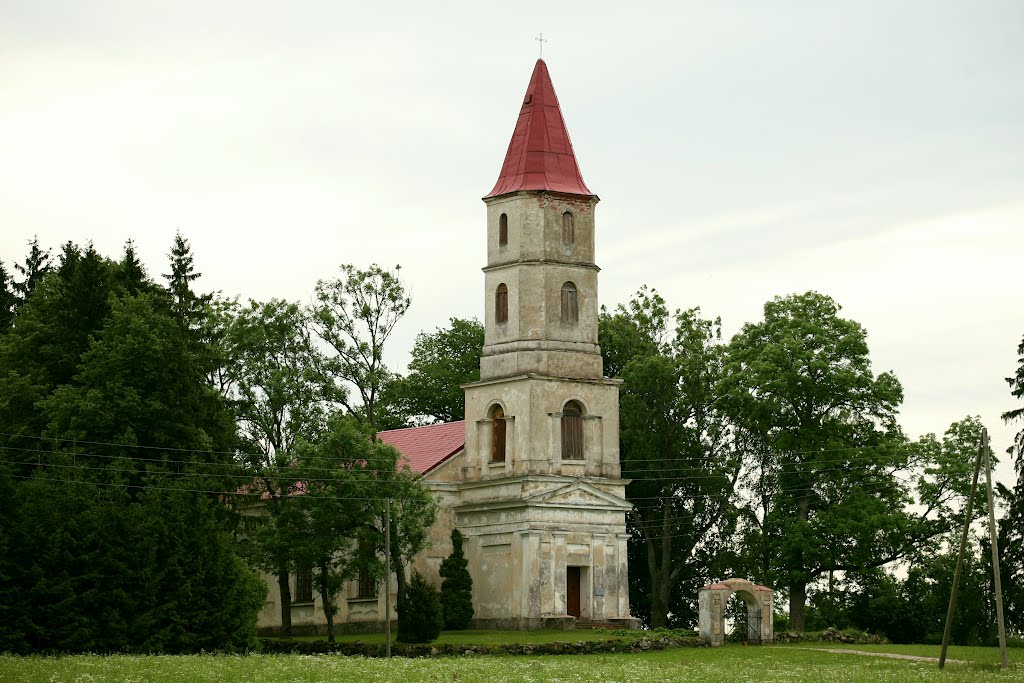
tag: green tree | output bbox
[600,288,741,629]
[439,528,474,630]
[115,240,153,298]
[0,261,16,332]
[312,264,410,431]
[231,299,331,460]
[42,292,237,470]
[721,291,906,631]
[229,299,331,637]
[1000,333,1024,632]
[0,467,265,654]
[388,317,484,425]
[0,238,262,653]
[374,461,438,615]
[163,232,210,330]
[0,242,179,451]
[291,417,391,643]
[12,235,52,305]
[397,571,443,643]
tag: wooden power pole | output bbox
[939,427,1010,669]
[385,497,392,658]
[981,429,1009,668]
[939,439,982,669]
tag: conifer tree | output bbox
[439,528,474,630]
[0,261,16,331]
[116,240,151,297]
[163,232,212,339]
[397,571,443,643]
[12,235,52,304]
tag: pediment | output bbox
[523,481,632,511]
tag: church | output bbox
[258,58,637,632]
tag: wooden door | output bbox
[567,566,581,618]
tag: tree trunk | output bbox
[645,505,674,628]
[649,580,670,628]
[324,586,336,644]
[394,554,407,612]
[789,581,807,632]
[318,560,337,644]
[277,566,292,638]
[788,491,811,631]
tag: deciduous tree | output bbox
[312,264,410,431]
[601,287,741,628]
[722,291,908,631]
[387,317,483,425]
[229,298,332,635]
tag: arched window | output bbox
[560,282,578,323]
[495,284,508,324]
[499,213,508,246]
[562,211,574,246]
[491,405,506,463]
[561,401,584,460]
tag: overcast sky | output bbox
[2,1,1021,488]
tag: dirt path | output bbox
[807,647,965,664]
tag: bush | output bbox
[258,634,709,656]
[439,529,474,630]
[397,572,443,644]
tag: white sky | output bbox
[2,1,1021,489]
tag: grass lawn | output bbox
[0,644,1018,682]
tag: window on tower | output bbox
[499,213,508,246]
[561,401,584,460]
[562,211,574,247]
[491,405,506,463]
[560,282,578,324]
[496,284,509,324]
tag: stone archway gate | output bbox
[698,578,773,646]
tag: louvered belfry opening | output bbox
[561,401,584,459]
[560,282,578,323]
[491,406,506,463]
[499,213,509,246]
[562,211,574,246]
[496,283,508,323]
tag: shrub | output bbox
[439,529,474,630]
[397,571,443,644]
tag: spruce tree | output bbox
[0,261,16,331]
[439,528,474,630]
[12,235,52,304]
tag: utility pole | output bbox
[385,497,391,658]
[939,439,982,669]
[982,429,1009,668]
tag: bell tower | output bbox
[479,57,602,381]
[457,60,636,630]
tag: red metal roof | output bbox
[484,59,593,199]
[377,420,465,475]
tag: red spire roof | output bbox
[484,59,593,198]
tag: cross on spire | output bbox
[535,33,548,58]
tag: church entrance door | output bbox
[567,566,581,618]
